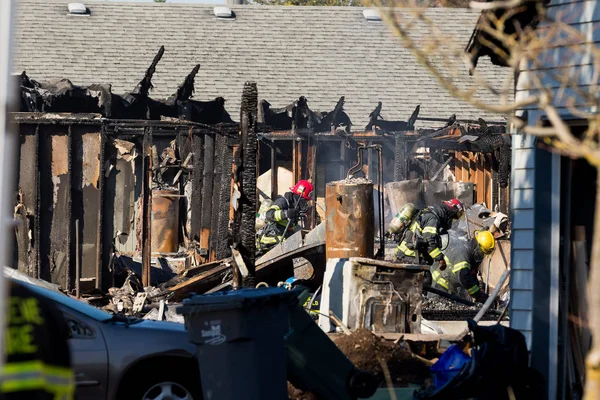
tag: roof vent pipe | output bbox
[68,3,88,14]
[363,9,382,21]
[213,6,234,18]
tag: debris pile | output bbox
[287,383,318,400]
[288,329,433,399]
[333,329,431,386]
[422,296,499,321]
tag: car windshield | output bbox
[11,278,113,322]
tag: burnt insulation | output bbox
[238,82,258,279]
[190,134,204,242]
[394,133,406,181]
[201,134,215,232]
[210,134,224,256]
[496,143,510,188]
[478,134,511,189]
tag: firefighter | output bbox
[431,230,496,303]
[395,198,465,269]
[258,180,314,253]
[2,279,75,400]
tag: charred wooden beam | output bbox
[190,134,204,243]
[315,96,352,133]
[200,134,214,258]
[234,82,258,284]
[213,132,232,261]
[141,128,153,287]
[95,127,106,289]
[175,64,200,103]
[365,103,420,133]
[132,46,165,98]
[270,140,277,200]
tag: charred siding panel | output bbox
[39,128,71,287]
[190,135,204,242]
[211,133,231,260]
[75,130,101,280]
[109,137,142,254]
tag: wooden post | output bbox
[235,82,258,284]
[306,137,317,228]
[454,151,462,182]
[476,154,485,204]
[141,135,153,288]
[75,219,80,298]
[292,138,302,184]
[270,140,277,200]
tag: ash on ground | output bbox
[329,177,373,185]
[422,296,480,312]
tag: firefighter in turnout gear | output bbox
[431,230,496,303]
[2,280,75,400]
[258,180,314,253]
[395,198,465,269]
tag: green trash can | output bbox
[286,289,378,399]
[177,287,298,400]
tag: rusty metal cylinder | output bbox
[151,189,180,253]
[325,179,375,259]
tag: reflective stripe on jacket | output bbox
[431,238,483,300]
[3,281,75,400]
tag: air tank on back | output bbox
[325,178,374,259]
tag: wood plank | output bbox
[378,333,459,342]
[476,154,485,204]
[484,156,491,208]
[468,152,476,185]
[461,152,469,182]
[292,140,302,184]
[169,263,232,301]
[454,151,462,181]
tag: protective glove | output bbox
[473,291,489,304]
[437,257,447,271]
[285,208,299,220]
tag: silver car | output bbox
[8,278,203,400]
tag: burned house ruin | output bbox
[12,2,513,297]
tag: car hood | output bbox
[126,319,188,332]
[101,318,197,359]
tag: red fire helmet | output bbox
[290,180,314,200]
[442,198,465,217]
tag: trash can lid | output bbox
[177,287,299,314]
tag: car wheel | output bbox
[122,370,202,400]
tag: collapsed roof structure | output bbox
[11,1,512,302]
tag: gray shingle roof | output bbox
[13,0,510,128]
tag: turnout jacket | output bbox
[397,205,456,262]
[431,238,488,303]
[259,192,300,245]
[2,280,75,400]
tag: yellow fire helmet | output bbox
[474,230,495,255]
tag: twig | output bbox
[497,299,510,323]
[378,358,398,400]
[329,310,352,335]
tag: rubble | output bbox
[333,329,432,386]
[422,296,501,321]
